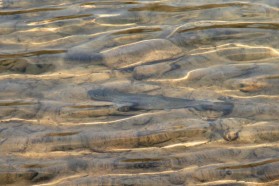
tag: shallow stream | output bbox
[1,0,279,185]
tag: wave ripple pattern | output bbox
[0,0,279,185]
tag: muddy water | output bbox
[1,0,279,185]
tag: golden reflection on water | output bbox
[0,0,279,185]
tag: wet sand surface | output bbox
[0,0,279,185]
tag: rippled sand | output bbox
[1,0,279,185]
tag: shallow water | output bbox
[1,0,279,185]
